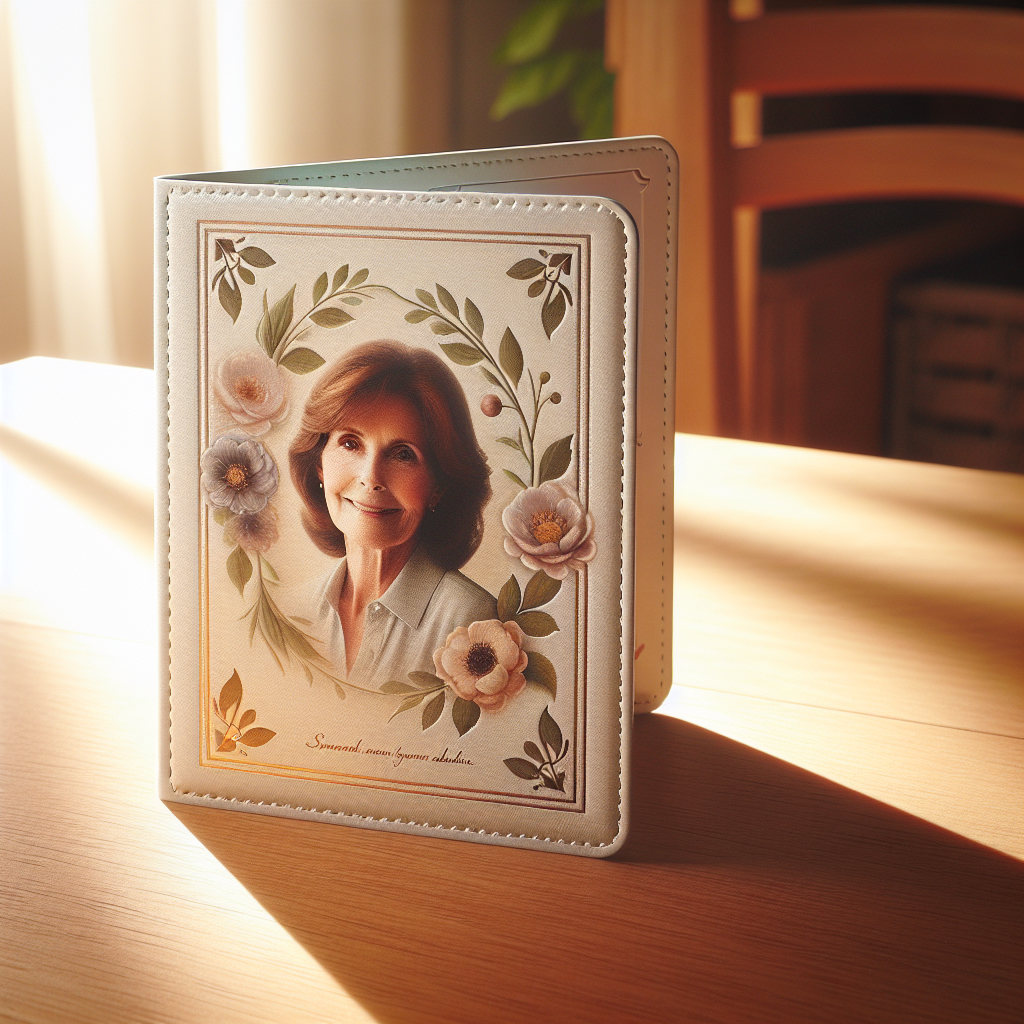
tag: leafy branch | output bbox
[212,669,277,754]
[211,237,276,324]
[507,250,574,339]
[383,672,483,737]
[504,707,569,791]
[496,569,560,699]
[256,264,373,376]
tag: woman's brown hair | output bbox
[288,340,491,570]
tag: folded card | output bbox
[156,137,677,856]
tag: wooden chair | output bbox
[606,1,1024,440]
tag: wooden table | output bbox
[1,358,1021,1024]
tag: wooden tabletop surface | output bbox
[1,358,1021,1024]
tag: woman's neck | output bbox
[343,539,417,613]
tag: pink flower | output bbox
[201,434,278,514]
[224,504,279,553]
[214,349,289,435]
[433,619,529,712]
[502,481,595,580]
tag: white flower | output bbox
[501,481,595,580]
[214,349,289,435]
[433,619,529,712]
[201,434,278,514]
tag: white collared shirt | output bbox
[307,546,497,689]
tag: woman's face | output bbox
[319,394,439,555]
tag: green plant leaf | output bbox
[215,238,235,256]
[524,740,545,763]
[348,268,369,288]
[422,691,446,729]
[238,246,275,268]
[408,671,445,689]
[218,275,242,323]
[269,285,296,353]
[504,757,542,780]
[390,694,425,720]
[436,284,460,317]
[312,271,328,305]
[496,436,523,451]
[497,574,522,622]
[571,55,614,139]
[226,545,252,596]
[341,295,362,305]
[503,468,528,490]
[507,257,545,280]
[528,279,545,298]
[439,342,482,365]
[493,0,575,65]
[259,555,279,581]
[309,306,354,329]
[524,651,557,699]
[481,367,501,387]
[541,285,566,339]
[452,697,481,736]
[499,327,524,386]
[491,50,582,121]
[239,727,276,747]
[256,291,274,356]
[516,610,558,637]
[405,308,433,324]
[219,669,243,720]
[239,709,256,729]
[279,347,326,374]
[538,434,573,483]
[539,706,563,757]
[332,265,349,291]
[464,297,485,338]
[381,680,417,694]
[430,321,459,336]
[522,569,561,610]
[416,288,438,310]
[237,266,256,286]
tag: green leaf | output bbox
[571,55,614,139]
[528,279,545,298]
[481,367,501,387]
[504,757,542,780]
[239,727,276,747]
[422,691,445,729]
[226,545,252,596]
[524,651,557,699]
[219,670,243,719]
[256,291,274,356]
[452,697,481,736]
[507,258,545,280]
[269,285,296,353]
[341,296,362,305]
[238,246,275,268]
[430,321,459,336]
[539,707,563,758]
[416,288,438,310]
[218,275,242,323]
[332,265,349,291]
[237,266,256,286]
[405,308,433,324]
[312,272,328,305]
[539,434,573,483]
[389,694,425,720]
[499,327,524,386]
[279,347,326,374]
[409,671,445,689]
[541,285,566,339]
[380,680,417,694]
[215,238,235,256]
[496,436,523,451]
[494,0,571,65]
[516,610,558,637]
[309,306,354,329]
[524,740,544,763]
[259,555,279,581]
[464,297,484,338]
[439,342,482,365]
[491,51,582,121]
[497,574,522,622]
[522,569,561,610]
[436,284,460,317]
[503,468,528,490]
[239,709,256,729]
[348,268,369,288]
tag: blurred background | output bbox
[0,0,1021,471]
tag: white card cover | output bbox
[156,138,674,856]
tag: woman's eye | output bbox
[339,436,359,450]
[392,446,417,463]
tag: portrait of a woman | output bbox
[288,340,496,689]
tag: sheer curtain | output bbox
[0,0,452,368]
